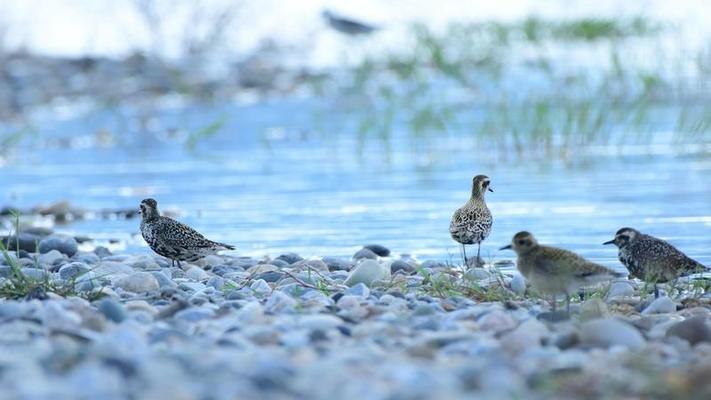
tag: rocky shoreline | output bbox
[0,234,710,399]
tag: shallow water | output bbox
[1,98,710,273]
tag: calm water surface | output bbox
[1,98,709,273]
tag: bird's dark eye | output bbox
[517,239,526,245]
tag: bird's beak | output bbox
[602,239,615,245]
[499,244,512,250]
[488,187,494,192]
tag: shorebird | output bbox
[139,198,234,268]
[604,227,707,297]
[501,231,619,315]
[450,175,493,267]
[322,10,378,35]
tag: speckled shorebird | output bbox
[501,231,619,314]
[604,227,707,298]
[139,198,234,268]
[450,175,493,267]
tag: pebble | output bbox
[579,318,645,350]
[641,296,676,314]
[344,282,370,298]
[509,273,526,295]
[115,272,160,293]
[58,262,91,281]
[275,253,303,265]
[363,244,390,257]
[38,234,78,257]
[478,310,518,333]
[20,267,49,280]
[322,256,352,272]
[666,316,711,345]
[97,298,127,323]
[250,279,272,296]
[605,280,635,301]
[352,247,378,260]
[265,291,297,313]
[344,260,389,287]
[185,266,209,281]
[38,249,66,267]
[579,298,611,322]
[390,260,416,275]
[150,271,177,288]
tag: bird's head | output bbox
[139,198,160,221]
[500,231,537,254]
[471,175,493,198]
[603,227,639,249]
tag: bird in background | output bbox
[322,10,379,35]
[604,227,708,298]
[450,174,493,267]
[139,198,234,268]
[501,231,620,315]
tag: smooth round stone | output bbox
[247,264,279,274]
[38,249,66,267]
[1,233,40,252]
[322,256,352,272]
[642,296,676,314]
[174,307,215,322]
[352,247,378,260]
[390,260,416,275]
[0,302,28,319]
[185,266,209,281]
[580,318,646,350]
[206,276,225,290]
[92,261,133,277]
[364,244,390,257]
[464,268,491,281]
[579,298,611,322]
[412,303,438,316]
[275,253,303,265]
[605,280,635,301]
[150,271,177,288]
[478,310,518,333]
[344,260,388,287]
[294,259,329,272]
[93,246,112,257]
[666,315,711,345]
[115,272,160,293]
[58,262,90,281]
[97,298,127,323]
[502,318,549,352]
[20,267,49,280]
[509,274,526,295]
[250,279,272,296]
[421,260,446,269]
[72,252,100,265]
[270,259,290,269]
[130,256,161,270]
[38,234,78,257]
[256,271,283,283]
[344,282,370,298]
[179,282,207,292]
[265,291,297,313]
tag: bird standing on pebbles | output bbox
[604,227,707,298]
[450,175,493,267]
[139,198,234,268]
[501,231,618,315]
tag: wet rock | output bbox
[38,234,78,257]
[364,244,390,257]
[580,318,645,350]
[666,316,711,345]
[1,233,40,252]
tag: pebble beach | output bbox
[1,233,710,399]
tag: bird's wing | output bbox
[156,218,220,249]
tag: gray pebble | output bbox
[391,260,416,275]
[322,256,352,272]
[666,316,711,345]
[275,253,303,265]
[353,247,378,260]
[116,272,160,293]
[97,298,127,323]
[58,262,90,281]
[580,318,645,350]
[38,234,78,257]
[364,244,390,257]
[344,282,371,298]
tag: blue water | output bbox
[1,98,710,273]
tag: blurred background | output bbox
[0,0,709,270]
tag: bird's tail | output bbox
[214,242,235,251]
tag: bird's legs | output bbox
[171,259,175,268]
[476,243,482,266]
[461,244,468,268]
[177,260,182,269]
[565,292,571,316]
[551,295,557,312]
[654,284,659,298]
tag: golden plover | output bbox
[604,227,707,297]
[139,198,234,268]
[501,231,618,314]
[449,174,493,267]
